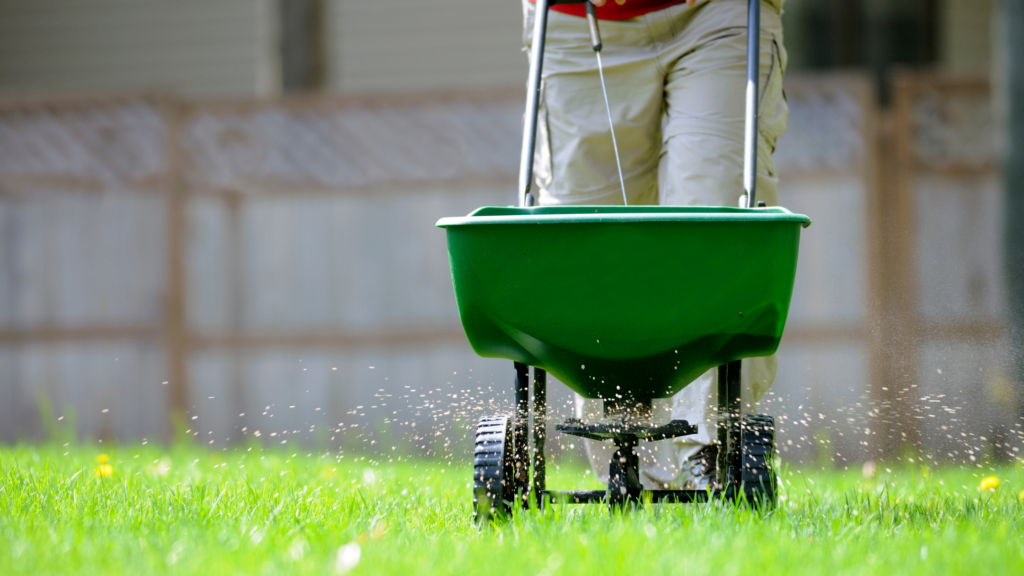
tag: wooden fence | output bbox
[0,73,1011,465]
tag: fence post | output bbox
[868,76,921,460]
[163,98,189,438]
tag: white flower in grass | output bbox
[335,542,361,574]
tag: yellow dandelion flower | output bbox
[95,463,113,479]
[94,454,112,477]
[979,475,999,492]
[1018,489,1024,502]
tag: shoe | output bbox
[683,444,719,490]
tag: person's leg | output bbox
[522,1,663,206]
[657,0,786,207]
[651,0,788,479]
[523,1,679,488]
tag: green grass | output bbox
[2,444,1024,575]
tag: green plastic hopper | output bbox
[437,205,810,404]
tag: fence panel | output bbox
[0,97,169,440]
[0,76,1011,468]
[891,74,1011,464]
[769,74,876,466]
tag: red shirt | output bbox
[531,0,686,20]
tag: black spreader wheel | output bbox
[473,415,516,524]
[740,414,777,506]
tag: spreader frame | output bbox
[517,359,767,510]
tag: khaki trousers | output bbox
[523,0,788,487]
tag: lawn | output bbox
[2,443,1023,575]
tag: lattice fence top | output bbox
[0,99,166,193]
[182,99,524,193]
[773,78,869,175]
[909,86,995,170]
[0,96,526,195]
[0,76,881,196]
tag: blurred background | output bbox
[0,0,1018,468]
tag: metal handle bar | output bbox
[518,0,581,207]
[518,0,761,208]
[743,0,760,208]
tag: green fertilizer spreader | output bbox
[437,0,811,523]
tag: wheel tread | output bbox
[740,413,777,506]
[472,414,517,525]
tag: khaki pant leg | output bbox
[657,0,787,208]
[523,1,672,486]
[523,1,663,205]
[654,0,788,473]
